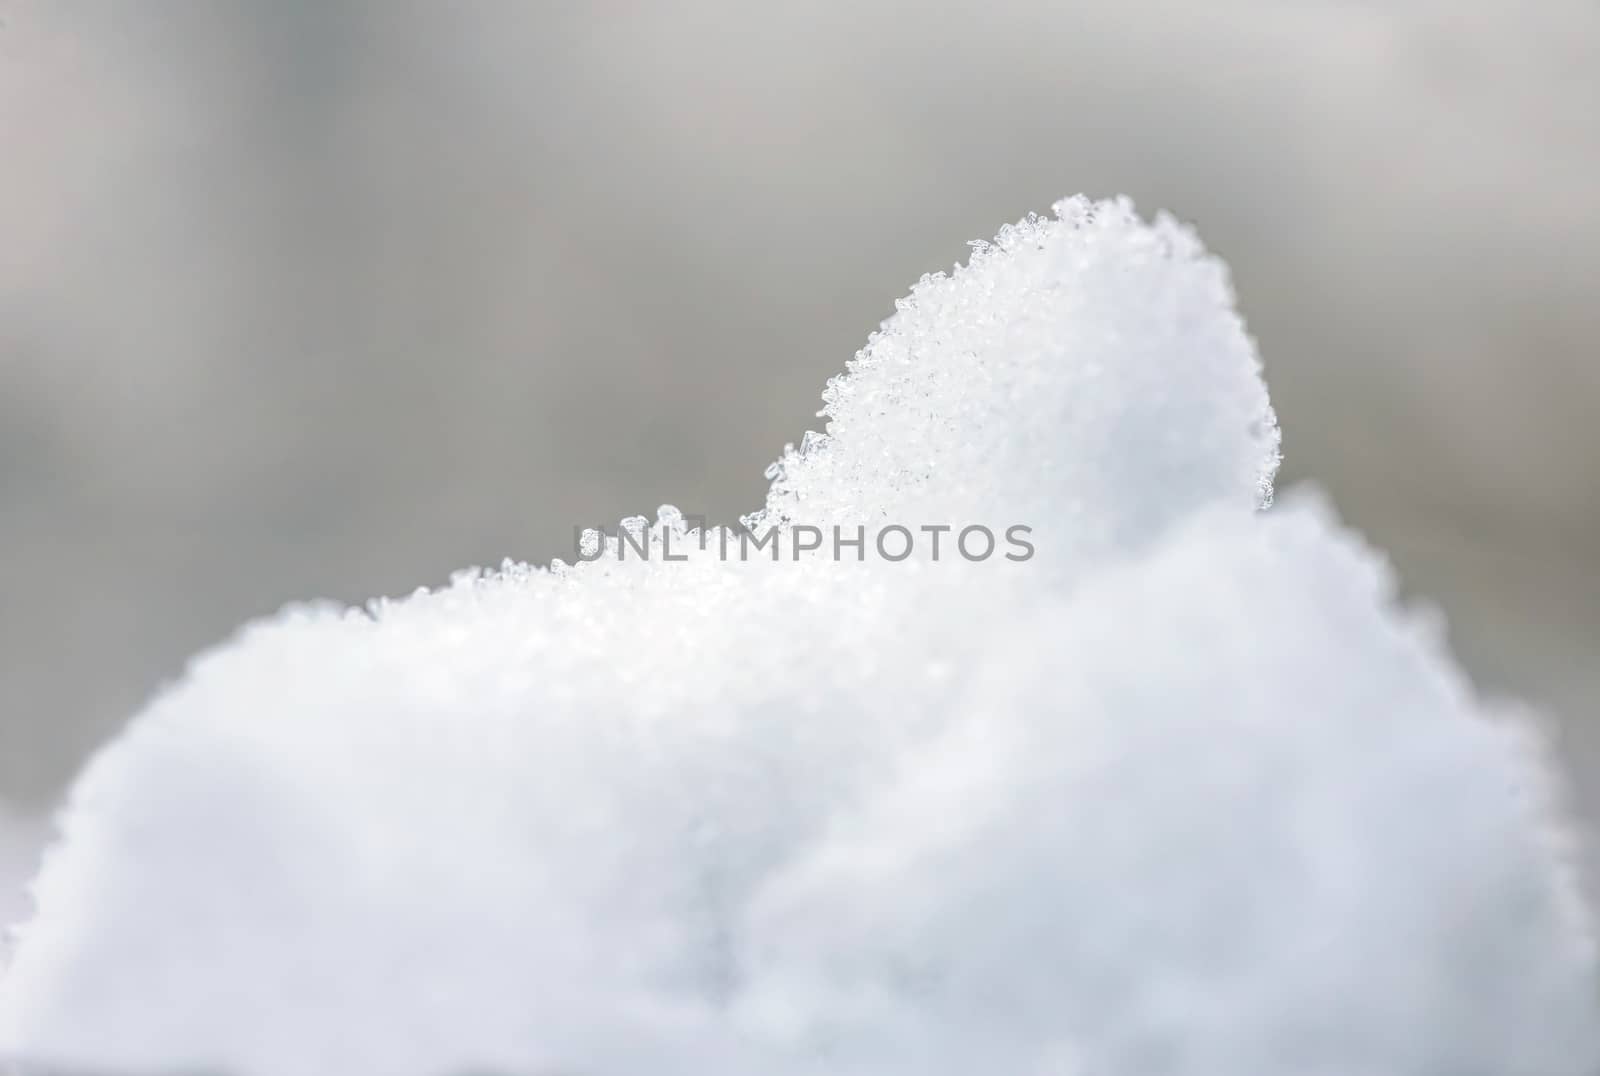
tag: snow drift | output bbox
[1,198,1593,1075]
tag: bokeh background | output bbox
[2,1,1597,895]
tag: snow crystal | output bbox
[0,199,1591,1076]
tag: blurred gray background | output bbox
[0,0,1596,868]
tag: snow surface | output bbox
[1,198,1593,1075]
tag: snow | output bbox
[1,198,1592,1076]
[755,197,1279,542]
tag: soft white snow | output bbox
[0,198,1592,1076]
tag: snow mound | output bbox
[1,199,1591,1076]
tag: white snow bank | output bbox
[0,199,1592,1076]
